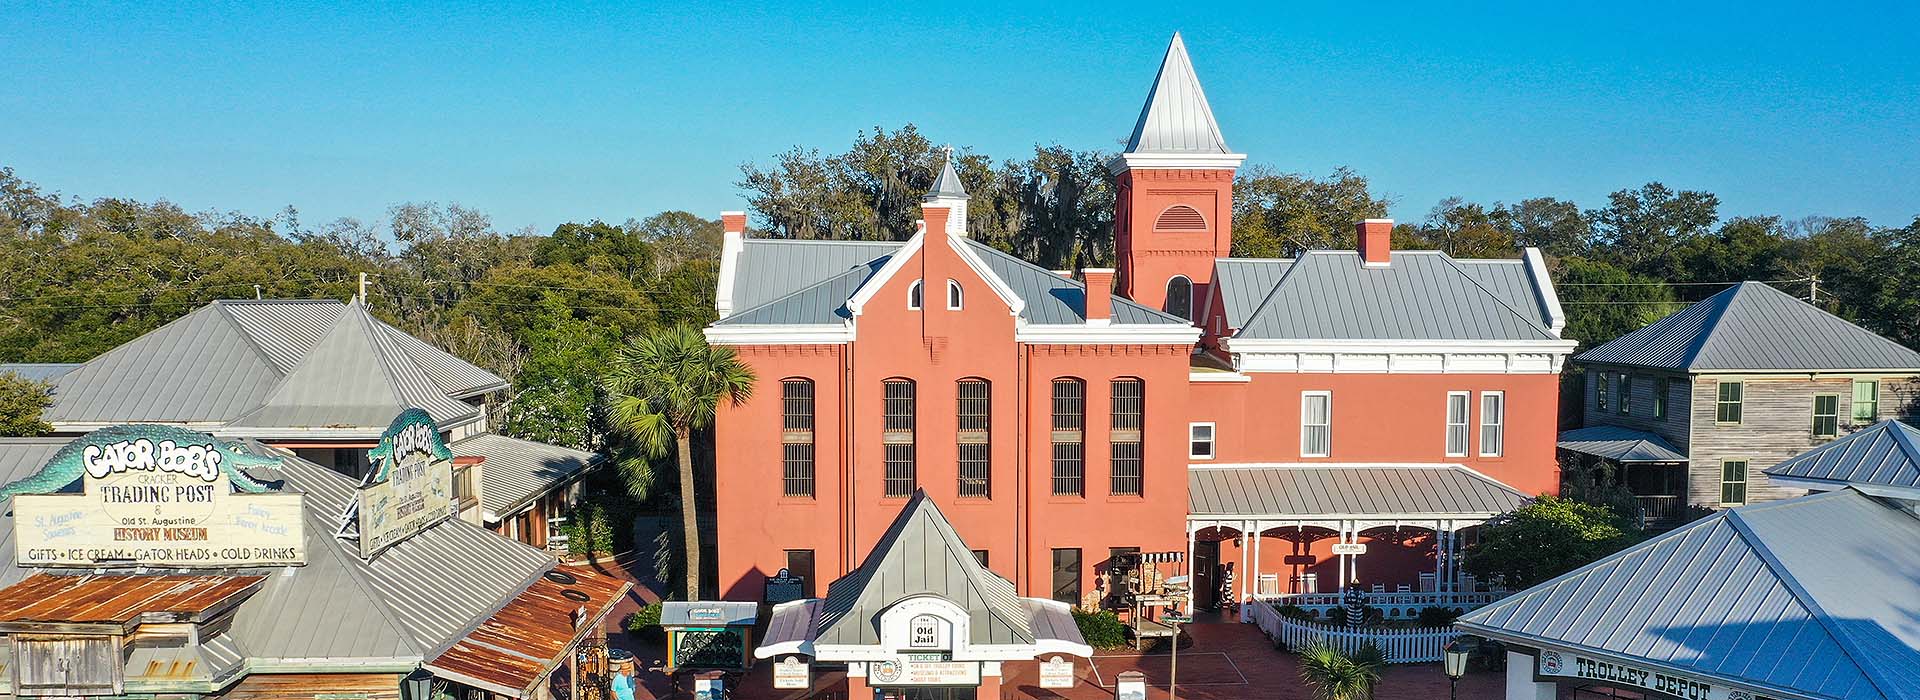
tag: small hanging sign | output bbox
[773,656,810,689]
[1039,656,1075,688]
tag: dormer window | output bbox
[908,280,923,310]
[947,280,963,310]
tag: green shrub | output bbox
[623,602,666,643]
[1417,606,1461,627]
[1276,604,1317,622]
[1072,608,1127,649]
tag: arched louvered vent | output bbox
[1155,205,1207,231]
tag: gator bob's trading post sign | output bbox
[6,425,305,567]
[356,409,458,558]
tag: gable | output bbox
[46,304,282,424]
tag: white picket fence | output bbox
[1246,601,1454,664]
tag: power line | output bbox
[0,275,351,303]
[1556,277,1807,287]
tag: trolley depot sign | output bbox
[1536,650,1777,700]
[353,409,458,558]
[5,425,305,567]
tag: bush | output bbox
[1072,608,1127,649]
[1417,606,1460,627]
[623,602,665,644]
[1276,604,1317,622]
[1464,496,1643,589]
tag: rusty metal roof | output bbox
[0,574,264,629]
[425,563,631,697]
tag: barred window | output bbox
[1110,378,1144,496]
[883,379,916,497]
[1051,378,1085,496]
[957,379,991,498]
[1164,276,1193,321]
[781,379,815,497]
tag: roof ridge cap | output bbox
[714,260,880,325]
[1721,505,1902,699]
[1680,285,1747,369]
[1432,254,1558,340]
[213,300,297,378]
[1231,251,1315,338]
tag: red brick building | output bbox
[707,34,1575,611]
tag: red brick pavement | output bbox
[627,622,1512,700]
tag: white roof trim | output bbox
[1225,338,1578,354]
[715,229,746,319]
[845,229,926,317]
[1017,324,1201,345]
[949,233,1026,317]
[1523,247,1566,334]
[705,323,854,345]
[1108,152,1246,174]
[1188,371,1250,383]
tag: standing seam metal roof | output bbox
[1764,419,1920,491]
[1556,426,1688,462]
[1575,282,1920,371]
[452,433,606,521]
[728,239,902,314]
[228,300,479,429]
[45,303,283,423]
[1187,464,1532,517]
[1124,33,1233,155]
[1460,488,1920,700]
[1211,259,1291,329]
[1231,252,1559,341]
[815,492,1033,647]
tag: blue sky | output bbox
[3,1,1916,234]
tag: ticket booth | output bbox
[661,601,760,673]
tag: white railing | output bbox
[1246,602,1454,664]
[1253,590,1507,622]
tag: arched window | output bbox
[1165,276,1193,322]
[947,280,963,310]
[907,280,923,310]
[1050,378,1086,496]
[882,379,916,497]
[1154,204,1208,231]
[956,378,990,498]
[781,379,815,497]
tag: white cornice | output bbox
[1107,152,1247,175]
[704,324,854,346]
[1523,247,1566,335]
[1225,338,1577,374]
[1016,324,1201,345]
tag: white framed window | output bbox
[1716,381,1742,424]
[907,279,923,310]
[947,279,963,310]
[1189,422,1216,460]
[1853,380,1879,422]
[1720,459,1749,506]
[1812,394,1840,438]
[1478,391,1505,457]
[1300,392,1331,458]
[1445,392,1471,457]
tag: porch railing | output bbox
[1246,602,1455,663]
[1635,494,1683,526]
[1252,590,1508,623]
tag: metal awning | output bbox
[1187,463,1531,520]
[662,601,759,627]
[1556,426,1686,463]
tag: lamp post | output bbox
[1443,638,1474,700]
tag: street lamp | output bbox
[1442,638,1474,700]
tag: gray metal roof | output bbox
[1125,33,1232,155]
[1576,281,1920,372]
[0,364,81,382]
[1453,259,1556,329]
[1556,426,1687,463]
[715,237,1188,328]
[1459,488,1920,700]
[452,433,605,522]
[1765,419,1920,493]
[31,299,504,430]
[661,601,760,627]
[1232,251,1559,342]
[926,152,969,200]
[229,300,480,429]
[1211,259,1291,329]
[728,239,901,313]
[0,437,556,668]
[1187,464,1532,518]
[815,492,1033,647]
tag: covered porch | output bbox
[1187,463,1530,621]
[1557,425,1688,527]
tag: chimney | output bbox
[716,211,748,318]
[1357,219,1393,267]
[722,211,747,239]
[1080,268,1115,325]
[1053,270,1073,279]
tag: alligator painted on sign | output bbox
[366,407,452,483]
[0,424,280,499]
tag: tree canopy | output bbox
[1463,496,1643,589]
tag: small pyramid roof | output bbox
[813,491,1033,647]
[1576,281,1920,371]
[228,300,479,429]
[1125,33,1232,155]
[925,148,969,201]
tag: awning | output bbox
[1187,463,1530,520]
[1556,426,1686,463]
[0,574,265,633]
[425,564,631,698]
[662,600,759,627]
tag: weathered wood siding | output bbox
[1687,374,1920,507]
[1580,368,1693,452]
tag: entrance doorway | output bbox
[1192,540,1219,610]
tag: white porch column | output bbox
[1336,521,1350,595]
[1505,650,1557,700]
[1238,520,1250,608]
[1432,521,1445,593]
[1252,521,1263,599]
[1184,521,1196,601]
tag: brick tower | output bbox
[1111,33,1245,322]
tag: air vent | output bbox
[1154,205,1207,231]
[561,589,591,602]
[544,570,578,585]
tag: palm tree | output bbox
[603,324,754,599]
[1297,641,1385,700]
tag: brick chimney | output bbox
[1081,268,1115,325]
[1358,219,1393,267]
[722,211,747,238]
[716,211,748,318]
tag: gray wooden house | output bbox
[1561,281,1920,524]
